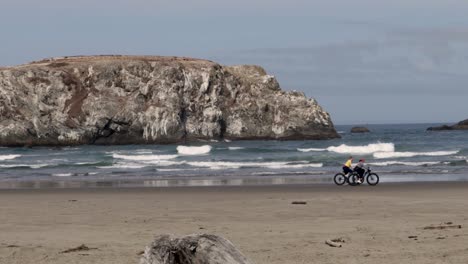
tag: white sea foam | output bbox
[297,148,326,152]
[373,150,459,159]
[0,154,21,160]
[113,154,178,161]
[75,161,102,165]
[135,150,154,154]
[228,147,245,150]
[327,143,395,154]
[177,145,212,155]
[141,160,185,166]
[98,163,147,169]
[157,168,191,172]
[52,173,73,177]
[186,161,322,170]
[0,164,49,169]
[369,161,442,166]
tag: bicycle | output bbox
[348,167,379,186]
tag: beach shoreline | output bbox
[1,181,468,264]
[0,171,467,190]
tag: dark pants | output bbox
[354,167,365,179]
[342,166,353,175]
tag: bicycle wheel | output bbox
[366,173,379,186]
[348,173,359,186]
[333,173,347,185]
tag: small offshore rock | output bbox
[350,126,370,133]
[427,119,468,131]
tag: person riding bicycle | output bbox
[342,156,353,176]
[354,159,366,184]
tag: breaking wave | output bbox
[98,163,147,169]
[177,145,212,155]
[327,143,394,154]
[113,154,178,161]
[373,150,459,159]
[52,173,73,177]
[0,164,49,169]
[228,147,245,150]
[298,143,394,154]
[369,161,443,166]
[186,161,323,170]
[0,154,21,160]
[297,148,326,152]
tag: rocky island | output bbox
[350,126,370,133]
[427,119,468,131]
[0,55,339,146]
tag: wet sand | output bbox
[1,182,468,264]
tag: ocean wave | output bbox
[369,161,442,166]
[0,164,49,169]
[113,153,178,161]
[447,160,468,166]
[373,150,459,159]
[141,160,185,166]
[157,168,192,172]
[135,150,154,154]
[186,161,323,170]
[52,173,73,177]
[74,161,111,166]
[298,143,394,154]
[297,148,326,152]
[228,147,245,150]
[327,143,394,154]
[98,163,147,169]
[0,154,21,160]
[177,145,212,155]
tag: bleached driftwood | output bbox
[325,238,345,248]
[140,234,253,264]
[423,224,462,230]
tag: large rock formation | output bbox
[0,55,339,146]
[140,234,253,264]
[427,119,468,131]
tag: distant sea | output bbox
[0,123,467,188]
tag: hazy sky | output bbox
[1,1,467,124]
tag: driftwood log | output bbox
[325,238,345,248]
[140,234,253,264]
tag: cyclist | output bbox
[342,156,353,176]
[354,159,366,183]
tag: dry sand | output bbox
[1,182,467,264]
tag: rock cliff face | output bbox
[427,119,468,131]
[0,55,339,146]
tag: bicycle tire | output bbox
[348,173,359,186]
[333,173,347,185]
[366,173,380,186]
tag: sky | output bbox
[1,0,467,124]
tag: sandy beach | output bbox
[1,182,467,264]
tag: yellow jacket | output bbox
[344,159,352,168]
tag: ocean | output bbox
[0,123,467,188]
